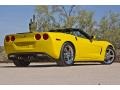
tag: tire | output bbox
[102,46,115,65]
[13,59,30,67]
[57,42,75,66]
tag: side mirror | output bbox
[93,36,96,39]
[90,35,96,42]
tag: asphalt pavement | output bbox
[0,62,120,85]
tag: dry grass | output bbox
[115,49,120,62]
[0,46,9,62]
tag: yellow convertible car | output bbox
[4,28,116,66]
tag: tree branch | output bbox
[61,6,68,18]
[69,5,76,16]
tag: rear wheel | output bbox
[57,42,75,66]
[103,46,115,65]
[13,59,30,67]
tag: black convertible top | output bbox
[49,28,91,39]
[49,28,81,32]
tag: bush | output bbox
[0,46,9,62]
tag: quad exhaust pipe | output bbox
[8,55,35,61]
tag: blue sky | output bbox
[0,5,120,46]
[0,5,34,45]
[82,5,120,21]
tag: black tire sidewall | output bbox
[103,46,116,65]
[58,42,75,66]
[13,59,30,67]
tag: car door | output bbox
[90,40,103,59]
[77,37,94,59]
[72,31,101,60]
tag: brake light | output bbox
[35,34,41,40]
[43,33,49,40]
[11,36,15,41]
[5,36,10,42]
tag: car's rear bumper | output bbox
[8,52,57,62]
[4,40,60,60]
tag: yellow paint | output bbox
[4,32,114,62]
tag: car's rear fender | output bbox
[48,32,78,60]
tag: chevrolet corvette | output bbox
[4,28,116,66]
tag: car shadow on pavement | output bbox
[29,63,103,68]
[0,62,105,68]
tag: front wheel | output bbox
[103,46,115,65]
[13,59,30,67]
[57,42,75,66]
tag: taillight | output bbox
[11,36,15,41]
[5,36,10,42]
[43,33,49,40]
[35,34,41,40]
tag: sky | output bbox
[0,5,34,45]
[1,5,120,46]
